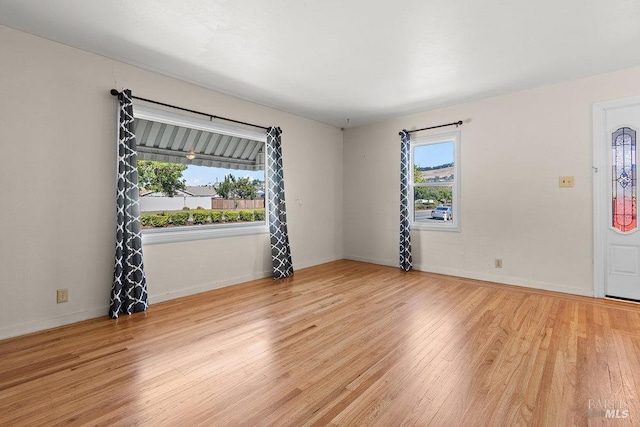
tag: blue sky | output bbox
[183,165,264,186]
[414,141,454,168]
[182,141,454,185]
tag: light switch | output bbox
[559,176,574,188]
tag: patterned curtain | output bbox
[266,126,294,279]
[111,89,148,318]
[400,130,413,271]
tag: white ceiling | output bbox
[1,0,640,128]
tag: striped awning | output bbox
[134,118,265,171]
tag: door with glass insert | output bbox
[603,104,640,301]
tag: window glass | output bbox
[414,143,454,183]
[138,161,266,230]
[132,104,268,243]
[411,133,460,231]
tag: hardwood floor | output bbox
[1,260,639,426]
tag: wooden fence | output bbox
[211,199,265,209]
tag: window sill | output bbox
[411,222,460,233]
[142,222,268,245]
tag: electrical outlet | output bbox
[495,259,503,268]
[559,176,574,187]
[57,288,69,304]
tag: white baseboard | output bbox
[294,255,344,271]
[0,255,345,341]
[344,255,593,297]
[149,270,273,304]
[411,262,594,297]
[150,254,345,304]
[3,255,589,341]
[343,254,396,268]
[0,306,109,341]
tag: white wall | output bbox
[0,25,344,339]
[343,66,640,297]
[5,22,640,341]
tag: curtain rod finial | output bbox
[110,89,120,97]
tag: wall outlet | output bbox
[495,259,503,268]
[56,288,69,304]
[559,176,574,187]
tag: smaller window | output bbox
[411,131,460,232]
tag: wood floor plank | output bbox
[1,260,640,426]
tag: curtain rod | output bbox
[109,89,270,131]
[400,120,463,135]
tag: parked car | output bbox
[431,205,453,220]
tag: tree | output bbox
[413,185,452,204]
[216,174,237,199]
[414,164,430,201]
[137,161,187,197]
[413,164,425,183]
[235,177,258,199]
[216,175,258,200]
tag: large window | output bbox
[411,131,460,231]
[133,104,268,244]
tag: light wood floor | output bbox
[1,260,640,426]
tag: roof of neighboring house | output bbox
[139,189,196,197]
[140,187,219,197]
[185,186,218,197]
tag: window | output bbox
[411,131,460,231]
[132,104,269,244]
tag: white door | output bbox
[594,97,640,300]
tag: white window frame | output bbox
[410,130,461,232]
[132,104,269,245]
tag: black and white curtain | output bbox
[400,130,413,271]
[266,126,294,279]
[111,89,148,318]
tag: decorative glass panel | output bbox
[612,127,637,232]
